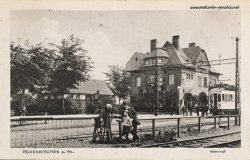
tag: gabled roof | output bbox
[162,41,172,48]
[125,52,146,71]
[182,46,201,63]
[161,46,191,65]
[174,48,191,64]
[145,48,169,58]
[69,80,113,95]
[210,67,223,75]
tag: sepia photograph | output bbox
[10,10,241,149]
[1,0,250,159]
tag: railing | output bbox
[117,115,241,141]
[11,114,240,148]
[10,115,120,148]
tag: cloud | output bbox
[11,16,65,47]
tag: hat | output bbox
[105,104,112,111]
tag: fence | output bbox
[117,115,240,141]
[11,114,240,148]
[10,115,120,148]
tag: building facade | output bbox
[125,35,222,114]
[44,79,113,113]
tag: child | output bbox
[122,109,132,143]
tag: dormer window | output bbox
[149,75,155,83]
[158,59,163,64]
[135,57,138,61]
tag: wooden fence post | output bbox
[228,116,230,130]
[214,117,216,129]
[235,117,237,125]
[119,121,122,142]
[177,118,180,137]
[198,117,201,133]
[239,116,241,126]
[152,119,155,140]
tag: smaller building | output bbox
[44,79,113,113]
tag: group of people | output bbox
[120,102,140,143]
[94,102,140,144]
[181,104,209,116]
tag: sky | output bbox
[10,10,241,84]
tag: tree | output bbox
[10,40,53,110]
[48,35,94,94]
[104,65,131,105]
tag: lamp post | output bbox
[94,90,99,110]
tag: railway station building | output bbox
[125,35,222,114]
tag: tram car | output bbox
[209,88,239,115]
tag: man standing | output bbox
[195,104,199,116]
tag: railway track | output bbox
[139,131,240,148]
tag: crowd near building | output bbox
[125,35,222,114]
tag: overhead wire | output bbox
[48,10,170,46]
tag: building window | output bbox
[135,57,138,61]
[149,76,155,83]
[145,60,149,65]
[198,76,202,87]
[64,94,71,99]
[159,77,163,82]
[204,77,207,87]
[169,74,174,85]
[186,73,193,80]
[136,77,141,86]
[80,94,86,100]
[73,94,78,99]
[158,59,163,64]
[213,79,216,85]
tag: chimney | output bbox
[150,39,157,52]
[172,35,180,49]
[189,43,196,47]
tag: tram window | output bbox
[229,94,233,102]
[210,94,213,101]
[225,94,228,102]
[218,94,221,102]
[222,94,225,102]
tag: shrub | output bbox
[26,99,82,115]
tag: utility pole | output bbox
[155,60,159,116]
[235,37,240,125]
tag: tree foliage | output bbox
[10,35,94,111]
[48,35,94,94]
[10,40,54,108]
[104,65,131,104]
